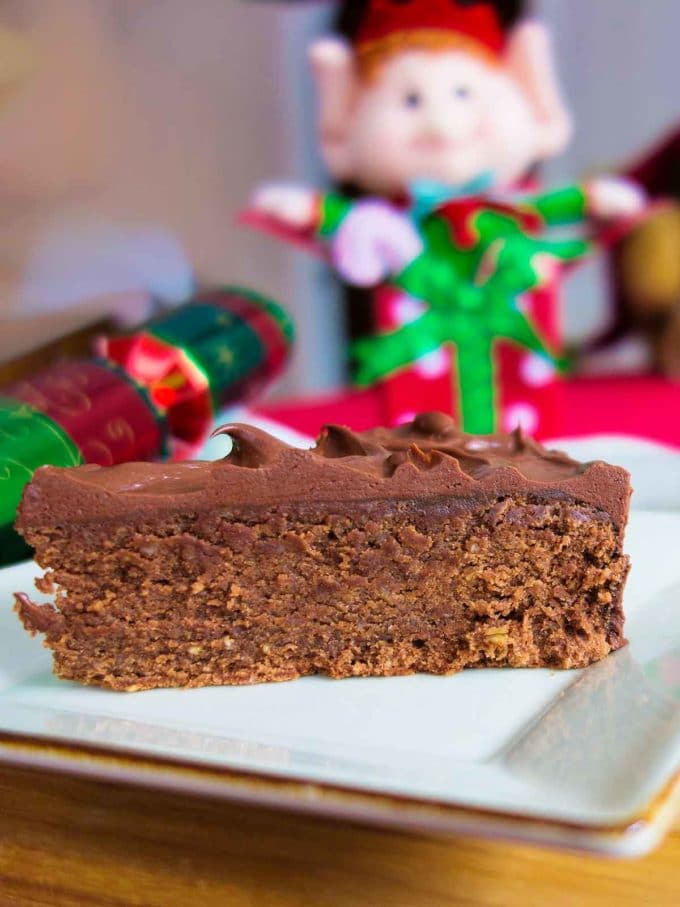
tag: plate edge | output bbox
[0,729,677,858]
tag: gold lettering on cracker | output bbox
[106,419,135,443]
[0,410,32,440]
[43,377,91,416]
[162,372,186,390]
[13,382,49,411]
[216,346,234,366]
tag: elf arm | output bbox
[526,185,587,226]
[316,193,354,238]
[246,187,423,286]
[248,184,352,237]
[522,178,645,227]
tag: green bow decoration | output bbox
[350,203,590,434]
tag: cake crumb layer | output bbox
[16,495,629,691]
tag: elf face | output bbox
[343,50,534,194]
[312,23,572,196]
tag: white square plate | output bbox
[0,421,679,857]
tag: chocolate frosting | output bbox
[17,413,632,532]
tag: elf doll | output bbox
[246,0,644,434]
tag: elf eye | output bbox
[454,85,471,99]
[404,91,422,109]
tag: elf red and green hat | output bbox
[355,0,505,59]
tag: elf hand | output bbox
[587,177,646,220]
[250,183,318,230]
[331,200,424,287]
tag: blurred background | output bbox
[0,0,677,398]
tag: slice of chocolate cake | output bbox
[14,413,631,691]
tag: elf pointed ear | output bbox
[308,37,359,180]
[504,20,573,159]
